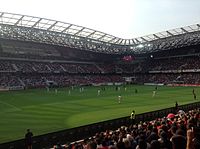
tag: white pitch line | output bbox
[0,100,21,111]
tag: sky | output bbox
[0,0,200,39]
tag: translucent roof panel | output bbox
[0,12,200,50]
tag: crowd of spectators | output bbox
[97,64,117,73]
[0,74,124,88]
[21,75,47,88]
[0,60,121,74]
[79,64,101,74]
[135,73,200,85]
[15,61,36,72]
[1,55,200,88]
[116,63,144,73]
[47,63,66,73]
[2,55,200,74]
[0,60,140,74]
[145,56,200,72]
[0,74,22,87]
[52,108,200,149]
[0,61,16,72]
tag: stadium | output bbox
[0,11,200,149]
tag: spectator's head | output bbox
[193,138,200,149]
[176,128,185,136]
[150,140,160,149]
[87,141,97,149]
[138,139,147,149]
[171,135,186,149]
[161,124,168,133]
[152,127,158,135]
[101,140,107,147]
[160,131,168,140]
[170,126,177,135]
[126,134,133,141]
[147,132,158,143]
[116,141,125,149]
[123,138,131,148]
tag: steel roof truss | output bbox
[181,27,188,33]
[86,31,96,38]
[166,31,174,36]
[14,15,24,26]
[97,34,107,40]
[140,37,148,42]
[153,34,160,39]
[47,21,58,30]
[74,27,85,35]
[31,18,42,28]
[61,24,72,33]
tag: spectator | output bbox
[25,129,33,149]
[150,140,160,149]
[171,135,186,149]
[87,141,97,149]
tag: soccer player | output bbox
[135,88,138,94]
[124,87,127,91]
[118,95,122,104]
[115,86,118,91]
[192,88,197,100]
[97,89,101,96]
[46,86,49,92]
[68,89,71,95]
[103,86,106,91]
[152,90,156,97]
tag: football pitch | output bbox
[0,85,199,143]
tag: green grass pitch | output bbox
[0,85,199,143]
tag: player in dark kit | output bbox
[135,89,138,94]
[192,89,197,100]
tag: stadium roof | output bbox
[0,12,200,54]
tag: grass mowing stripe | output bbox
[0,100,21,112]
[0,85,199,143]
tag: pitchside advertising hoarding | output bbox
[0,86,24,91]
